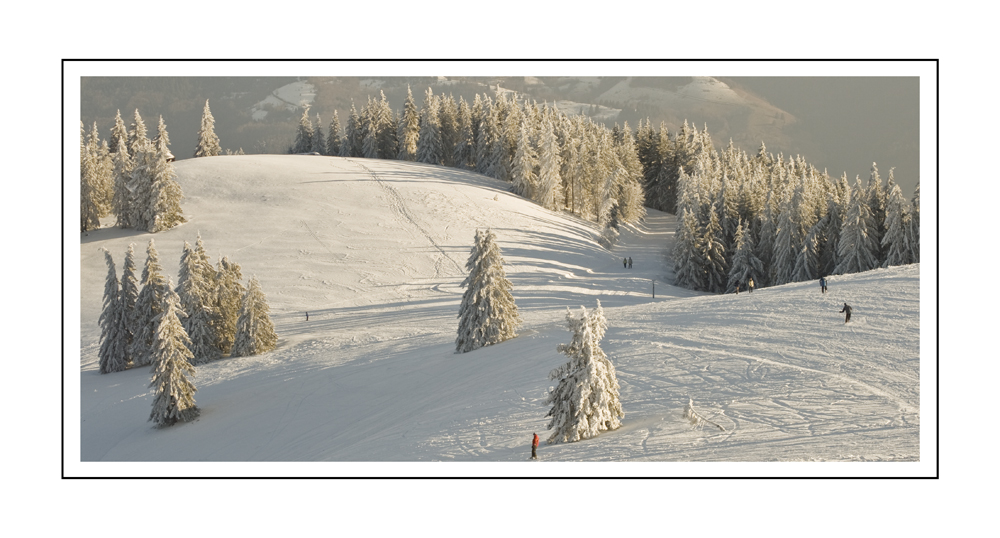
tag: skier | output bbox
[531,432,539,460]
[748,277,755,293]
[306,311,309,321]
[623,258,627,269]
[820,277,827,294]
[840,302,852,323]
[628,257,633,269]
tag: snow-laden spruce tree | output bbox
[98,248,130,373]
[119,244,139,363]
[545,300,623,444]
[327,111,342,157]
[111,134,134,229]
[456,229,522,353]
[148,280,200,428]
[232,276,278,357]
[727,220,764,293]
[80,124,102,232]
[835,177,879,275]
[702,206,729,293]
[536,119,562,211]
[453,97,475,170]
[145,128,185,232]
[292,107,314,154]
[398,87,420,161]
[416,88,442,165]
[511,123,536,199]
[109,110,129,156]
[311,113,326,154]
[132,240,169,368]
[128,109,149,158]
[881,182,912,267]
[213,256,245,355]
[176,239,219,364]
[194,99,221,158]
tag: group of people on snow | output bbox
[622,257,633,269]
[733,275,852,324]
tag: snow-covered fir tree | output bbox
[98,248,130,373]
[453,96,476,170]
[213,256,245,355]
[835,177,880,275]
[144,127,185,233]
[128,109,149,158]
[456,229,522,353]
[152,115,174,163]
[397,86,420,161]
[148,280,200,427]
[176,238,219,364]
[194,99,221,158]
[132,240,169,368]
[416,88,442,165]
[727,220,764,293]
[882,182,912,267]
[292,107,314,154]
[545,300,623,444]
[511,123,536,199]
[120,243,140,364]
[702,205,729,293]
[326,111,342,157]
[311,113,326,154]
[673,207,706,291]
[111,133,134,229]
[88,123,114,218]
[81,123,102,232]
[536,118,563,211]
[232,276,278,357]
[109,110,129,156]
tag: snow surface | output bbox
[73,154,926,477]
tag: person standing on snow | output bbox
[840,302,852,323]
[748,277,755,293]
[623,258,627,269]
[820,277,827,294]
[531,433,539,460]
[628,257,633,269]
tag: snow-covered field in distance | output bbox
[72,154,927,478]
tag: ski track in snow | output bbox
[75,155,922,470]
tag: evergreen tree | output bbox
[132,240,169,367]
[292,107,314,154]
[536,119,563,211]
[438,94,458,167]
[882,183,912,267]
[398,86,420,161]
[453,97,475,170]
[98,248,130,373]
[511,123,536,199]
[109,110,129,156]
[176,239,220,364]
[908,183,920,263]
[213,256,245,355]
[89,124,114,217]
[835,178,880,275]
[111,133,134,228]
[326,111,342,157]
[673,207,706,291]
[727,220,764,293]
[81,123,102,232]
[232,276,278,357]
[128,109,149,159]
[416,88,442,165]
[148,280,200,427]
[702,206,730,292]
[545,300,623,444]
[120,243,140,365]
[194,99,221,157]
[311,113,326,154]
[456,229,522,353]
[145,130,185,232]
[152,115,174,163]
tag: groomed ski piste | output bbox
[72,154,927,477]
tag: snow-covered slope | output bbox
[73,155,924,476]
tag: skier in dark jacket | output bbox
[623,258,627,269]
[628,257,633,269]
[531,433,539,459]
[820,277,827,293]
[840,303,852,323]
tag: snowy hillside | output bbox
[73,155,925,477]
